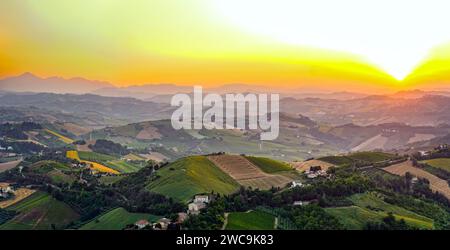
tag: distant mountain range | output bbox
[0,73,113,94]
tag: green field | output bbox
[29,161,76,184]
[78,151,144,173]
[0,192,79,230]
[325,192,433,230]
[349,152,396,163]
[147,156,240,203]
[78,151,117,162]
[319,152,396,166]
[80,207,161,230]
[225,211,275,230]
[106,160,143,173]
[245,156,292,173]
[30,160,71,174]
[421,158,450,173]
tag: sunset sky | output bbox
[1,0,450,93]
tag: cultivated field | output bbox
[0,184,36,209]
[207,155,292,190]
[147,156,240,202]
[66,150,119,175]
[44,129,74,144]
[80,207,161,230]
[421,158,450,173]
[326,192,434,229]
[292,159,335,172]
[384,161,450,200]
[225,210,275,230]
[0,159,22,173]
[0,192,79,230]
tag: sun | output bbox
[210,0,450,80]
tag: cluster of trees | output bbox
[0,122,42,140]
[88,139,130,156]
[364,213,415,230]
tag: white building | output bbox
[194,195,210,203]
[188,202,206,215]
[291,180,303,188]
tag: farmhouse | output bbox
[135,219,150,229]
[0,183,14,199]
[291,180,303,188]
[194,195,210,203]
[293,200,311,206]
[188,202,206,215]
[419,151,430,157]
[157,218,172,230]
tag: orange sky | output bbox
[1,1,449,94]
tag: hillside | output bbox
[0,192,79,230]
[80,207,161,230]
[326,192,434,229]
[147,156,240,203]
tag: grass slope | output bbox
[245,156,292,173]
[80,207,160,230]
[319,152,396,166]
[0,192,79,230]
[147,156,240,203]
[226,211,275,230]
[326,192,433,229]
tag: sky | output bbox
[1,0,450,93]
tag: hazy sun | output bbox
[211,0,450,80]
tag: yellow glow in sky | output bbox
[0,0,449,93]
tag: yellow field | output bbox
[45,129,74,144]
[66,150,119,175]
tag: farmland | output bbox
[147,156,240,203]
[0,185,35,209]
[225,211,275,230]
[44,129,74,144]
[245,156,292,173]
[384,161,450,199]
[0,192,79,230]
[326,192,434,229]
[292,159,335,172]
[80,207,161,230]
[208,155,293,190]
[421,158,450,173]
[66,150,119,175]
[319,151,397,166]
[0,159,22,173]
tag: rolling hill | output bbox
[80,207,161,230]
[146,156,240,203]
[0,191,79,230]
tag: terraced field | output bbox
[80,207,161,230]
[0,192,79,230]
[147,156,240,203]
[208,155,293,190]
[384,161,450,200]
